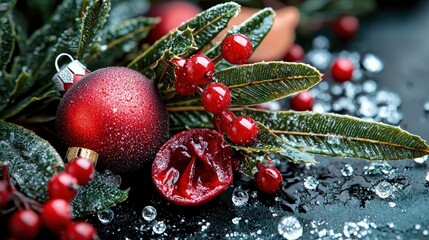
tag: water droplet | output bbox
[423,101,429,112]
[414,155,428,164]
[152,220,166,234]
[306,49,332,70]
[326,134,341,145]
[364,162,395,175]
[303,176,319,190]
[375,181,393,199]
[232,186,249,207]
[388,202,396,207]
[341,164,354,177]
[142,206,157,222]
[312,35,330,49]
[362,53,384,74]
[423,229,429,236]
[362,80,378,93]
[425,172,429,182]
[97,209,114,224]
[415,224,422,230]
[232,217,242,225]
[343,222,359,238]
[277,216,303,240]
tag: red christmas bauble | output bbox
[56,67,169,173]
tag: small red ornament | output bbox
[330,57,355,83]
[255,165,283,194]
[202,82,232,114]
[283,43,305,62]
[333,14,359,40]
[8,209,41,240]
[152,129,233,206]
[290,91,314,111]
[221,33,253,65]
[55,62,169,173]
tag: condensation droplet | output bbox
[232,186,249,207]
[341,164,354,177]
[414,155,428,164]
[303,176,319,190]
[97,209,114,224]
[152,220,166,234]
[142,205,157,222]
[278,216,303,240]
[375,181,393,199]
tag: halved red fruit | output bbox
[152,129,233,206]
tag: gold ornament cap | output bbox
[66,147,99,166]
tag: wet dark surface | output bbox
[88,1,429,239]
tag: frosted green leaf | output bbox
[77,0,111,60]
[128,2,240,75]
[244,109,429,160]
[167,61,322,107]
[0,121,63,202]
[72,172,129,217]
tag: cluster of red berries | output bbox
[173,33,259,146]
[1,158,98,240]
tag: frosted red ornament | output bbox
[55,65,169,173]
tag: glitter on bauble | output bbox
[56,67,169,173]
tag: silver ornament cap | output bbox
[52,53,88,91]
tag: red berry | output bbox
[227,116,259,146]
[283,43,305,62]
[333,14,359,39]
[65,158,95,185]
[221,33,253,65]
[152,129,233,206]
[0,181,10,208]
[213,110,236,133]
[173,57,197,96]
[330,57,355,83]
[41,199,72,234]
[255,166,283,194]
[48,173,78,201]
[56,67,169,173]
[202,82,232,114]
[8,210,41,240]
[290,91,314,111]
[184,54,215,85]
[64,222,98,240]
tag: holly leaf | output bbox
[231,123,316,164]
[72,172,129,217]
[152,28,197,90]
[0,121,63,202]
[167,62,322,106]
[206,7,275,70]
[1,13,15,71]
[127,2,240,75]
[243,108,429,160]
[168,107,212,132]
[77,0,111,61]
[87,16,159,63]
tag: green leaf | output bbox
[167,61,322,107]
[0,0,15,16]
[0,121,63,202]
[127,2,240,75]
[152,28,197,89]
[1,13,15,71]
[168,107,212,132]
[206,8,275,70]
[77,0,111,61]
[72,171,129,217]
[87,16,159,62]
[231,123,316,164]
[243,108,429,160]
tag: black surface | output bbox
[87,1,429,239]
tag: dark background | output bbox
[85,1,429,239]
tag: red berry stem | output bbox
[211,54,222,62]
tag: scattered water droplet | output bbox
[415,224,422,230]
[362,53,384,74]
[414,155,428,164]
[343,222,359,238]
[362,80,378,93]
[232,186,249,207]
[341,164,354,177]
[303,176,319,190]
[306,49,332,70]
[312,35,330,49]
[277,216,303,240]
[142,206,157,222]
[97,209,114,224]
[152,220,166,234]
[375,181,393,199]
[232,217,242,225]
[423,101,429,112]
[425,172,429,182]
[388,202,396,207]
